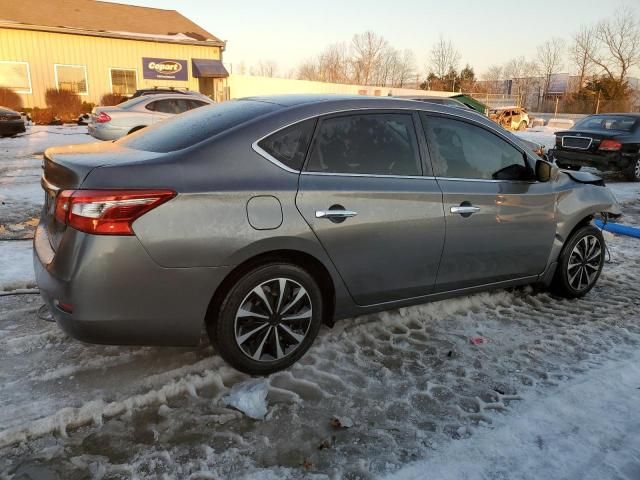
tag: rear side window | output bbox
[257,119,316,171]
[118,100,280,153]
[306,113,421,176]
[422,115,525,180]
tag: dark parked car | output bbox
[553,113,640,181]
[35,95,620,375]
[0,106,26,137]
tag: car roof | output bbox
[0,106,19,114]
[585,113,640,118]
[137,94,212,102]
[235,94,494,129]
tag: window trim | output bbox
[0,61,32,94]
[54,63,89,96]
[252,107,538,178]
[420,112,537,184]
[303,110,424,177]
[109,67,137,95]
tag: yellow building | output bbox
[0,0,228,108]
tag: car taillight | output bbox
[599,139,622,151]
[95,112,111,123]
[54,189,175,235]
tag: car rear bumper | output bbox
[33,222,233,346]
[87,123,128,141]
[0,120,26,136]
[553,148,635,171]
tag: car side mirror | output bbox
[536,159,552,182]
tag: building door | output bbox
[198,78,214,99]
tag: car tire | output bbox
[208,263,323,375]
[550,225,605,299]
[624,157,640,182]
[518,121,528,131]
[127,126,146,135]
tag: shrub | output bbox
[99,93,127,106]
[0,87,23,111]
[30,107,55,125]
[81,101,95,113]
[44,88,82,122]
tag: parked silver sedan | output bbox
[87,94,213,140]
[36,95,621,375]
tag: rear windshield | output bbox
[574,115,638,132]
[117,100,281,153]
[115,97,148,109]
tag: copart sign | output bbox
[142,58,188,80]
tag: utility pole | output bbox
[595,90,601,114]
[554,96,559,117]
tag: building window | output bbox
[54,64,88,95]
[0,61,32,93]
[110,68,137,95]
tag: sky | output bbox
[109,0,633,79]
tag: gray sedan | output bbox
[35,95,621,374]
[87,94,213,141]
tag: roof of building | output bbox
[0,0,224,46]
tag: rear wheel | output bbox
[550,225,605,298]
[208,263,323,375]
[624,157,640,182]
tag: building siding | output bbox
[0,27,221,108]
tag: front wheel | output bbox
[550,225,605,298]
[518,121,528,131]
[624,157,640,182]
[209,263,323,375]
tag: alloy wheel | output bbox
[234,278,313,362]
[635,159,640,180]
[567,235,602,291]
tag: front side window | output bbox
[423,115,527,180]
[55,65,88,95]
[0,61,31,93]
[258,119,316,171]
[306,113,421,176]
[110,69,137,95]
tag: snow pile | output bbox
[222,379,269,420]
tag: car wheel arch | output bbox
[204,249,337,331]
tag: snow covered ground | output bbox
[0,127,639,479]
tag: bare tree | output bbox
[483,64,503,93]
[351,31,388,85]
[590,6,640,83]
[297,59,318,81]
[429,35,461,80]
[537,38,565,96]
[318,42,350,83]
[393,49,416,87]
[251,60,278,77]
[571,25,598,89]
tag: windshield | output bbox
[117,100,281,153]
[574,115,638,132]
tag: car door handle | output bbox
[450,206,480,215]
[315,209,358,219]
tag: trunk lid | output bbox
[555,129,632,152]
[41,141,164,250]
